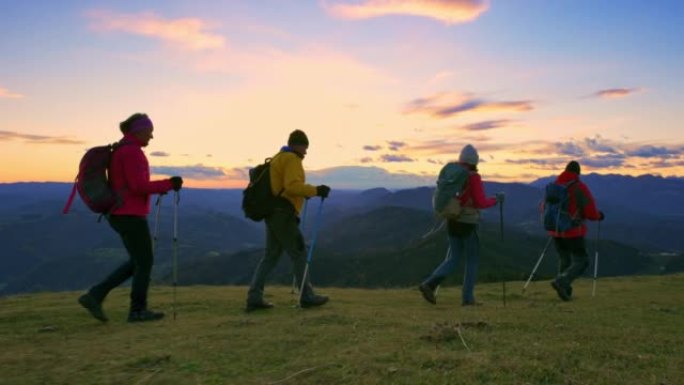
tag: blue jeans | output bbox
[423,230,480,304]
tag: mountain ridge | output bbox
[1,173,682,294]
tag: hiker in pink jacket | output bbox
[78,113,183,323]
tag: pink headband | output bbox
[128,116,153,134]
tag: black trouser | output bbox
[247,207,315,304]
[553,237,589,288]
[89,215,154,312]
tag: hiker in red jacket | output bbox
[548,160,604,301]
[78,113,183,323]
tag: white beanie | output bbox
[459,144,479,166]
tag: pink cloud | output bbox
[460,119,513,131]
[404,92,534,119]
[380,154,414,162]
[86,10,225,51]
[593,88,640,99]
[0,130,83,145]
[325,0,489,24]
[363,145,383,151]
[406,139,506,156]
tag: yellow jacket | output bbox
[269,150,317,214]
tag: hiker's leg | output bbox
[461,230,480,304]
[554,238,572,279]
[123,217,154,312]
[560,237,589,286]
[276,210,316,300]
[423,234,464,288]
[247,214,284,303]
[88,216,136,303]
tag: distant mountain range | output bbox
[1,173,683,295]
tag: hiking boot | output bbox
[551,280,571,302]
[419,283,436,305]
[245,301,274,313]
[127,309,165,323]
[300,295,329,308]
[78,293,108,322]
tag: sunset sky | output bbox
[1,0,683,189]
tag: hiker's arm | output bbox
[282,157,317,198]
[468,173,497,209]
[122,148,173,195]
[147,178,174,195]
[579,184,601,221]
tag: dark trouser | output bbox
[247,207,315,303]
[89,215,154,312]
[554,237,589,288]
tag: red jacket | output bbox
[109,133,173,216]
[548,170,601,238]
[460,172,497,209]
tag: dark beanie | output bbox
[288,129,309,146]
[120,113,152,134]
[565,160,581,175]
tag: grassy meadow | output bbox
[1,274,683,385]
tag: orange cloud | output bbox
[86,10,225,51]
[325,0,489,24]
[0,87,24,99]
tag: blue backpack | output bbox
[432,162,469,219]
[543,180,580,232]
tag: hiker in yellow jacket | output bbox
[246,130,331,312]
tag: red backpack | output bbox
[63,142,130,216]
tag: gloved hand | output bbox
[495,192,505,204]
[599,211,605,221]
[316,185,331,199]
[170,176,183,191]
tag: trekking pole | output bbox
[523,237,552,292]
[592,221,600,297]
[499,196,506,307]
[292,199,309,294]
[298,198,325,305]
[172,191,179,320]
[152,194,164,253]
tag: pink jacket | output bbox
[109,133,173,216]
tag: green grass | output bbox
[1,275,683,385]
